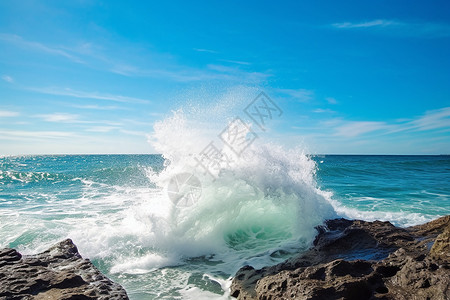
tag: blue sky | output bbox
[0,0,449,154]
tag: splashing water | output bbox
[73,106,337,298]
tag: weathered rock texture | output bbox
[0,239,128,300]
[231,215,450,300]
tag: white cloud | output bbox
[120,119,151,126]
[0,129,74,140]
[218,59,251,65]
[86,126,118,133]
[0,33,83,63]
[1,75,13,83]
[119,129,148,137]
[326,97,338,104]
[331,20,450,38]
[406,107,450,131]
[109,61,268,82]
[313,108,335,114]
[148,112,165,117]
[36,113,80,123]
[71,104,122,110]
[193,48,218,54]
[0,110,19,117]
[34,113,127,127]
[109,64,143,76]
[107,54,265,82]
[330,107,450,138]
[30,87,150,104]
[0,33,266,83]
[334,121,388,137]
[332,19,398,29]
[276,88,314,102]
[206,64,269,82]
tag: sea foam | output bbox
[115,109,335,269]
[61,106,339,299]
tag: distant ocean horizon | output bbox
[3,153,449,156]
[1,153,449,299]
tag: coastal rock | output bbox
[0,239,128,300]
[231,215,450,300]
[430,221,450,260]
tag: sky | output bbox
[0,0,449,155]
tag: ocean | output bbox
[1,152,449,299]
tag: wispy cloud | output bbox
[402,107,450,132]
[1,75,14,83]
[85,126,118,133]
[205,64,270,82]
[331,20,450,38]
[193,48,218,54]
[330,107,450,138]
[314,108,336,114]
[34,113,125,127]
[334,121,388,137]
[30,87,150,104]
[84,126,147,136]
[332,19,398,29]
[1,33,266,83]
[0,129,74,140]
[0,33,83,63]
[71,104,123,110]
[120,119,151,126]
[35,113,80,123]
[100,45,264,82]
[119,129,148,137]
[0,110,20,117]
[109,64,144,76]
[326,97,338,105]
[148,112,165,118]
[276,88,314,102]
[109,63,268,82]
[218,59,251,65]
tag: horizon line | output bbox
[1,153,448,157]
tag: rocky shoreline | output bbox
[0,239,128,300]
[1,216,448,300]
[231,215,450,300]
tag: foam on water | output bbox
[57,109,338,298]
[322,189,439,227]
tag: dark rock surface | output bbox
[0,239,128,300]
[231,215,450,300]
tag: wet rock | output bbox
[231,215,450,300]
[430,221,450,260]
[0,239,128,300]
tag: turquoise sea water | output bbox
[0,154,449,299]
[315,155,450,225]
